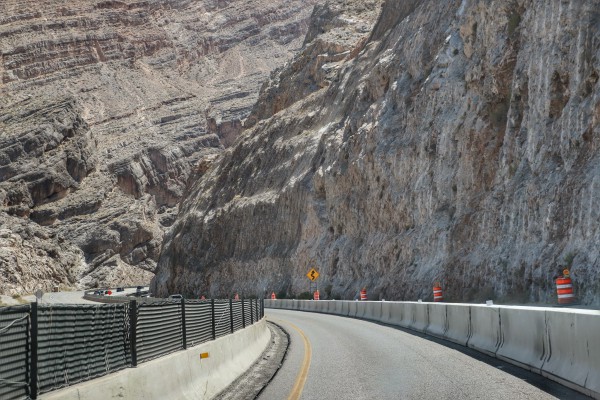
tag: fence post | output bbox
[261,298,264,319]
[181,298,187,350]
[250,299,254,324]
[254,299,258,322]
[229,298,234,333]
[241,299,246,328]
[129,300,138,367]
[30,301,38,399]
[211,299,216,340]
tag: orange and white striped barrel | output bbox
[556,270,575,304]
[271,292,276,300]
[360,288,367,301]
[313,290,320,300]
[433,284,443,302]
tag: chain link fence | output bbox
[0,298,264,399]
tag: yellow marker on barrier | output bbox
[200,352,209,359]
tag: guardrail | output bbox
[0,298,264,400]
[265,300,600,399]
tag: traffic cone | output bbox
[433,283,443,302]
[360,288,367,301]
[234,293,239,300]
[271,292,276,300]
[556,269,576,304]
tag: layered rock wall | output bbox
[155,0,600,305]
[0,0,317,294]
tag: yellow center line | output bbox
[271,318,312,400]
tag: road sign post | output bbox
[307,268,320,298]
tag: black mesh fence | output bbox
[0,298,264,399]
[214,300,232,338]
[243,300,254,325]
[36,303,130,394]
[185,301,213,346]
[232,301,244,332]
[136,301,183,363]
[0,305,30,400]
[254,299,261,322]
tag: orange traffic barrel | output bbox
[271,292,276,300]
[433,284,443,302]
[313,290,320,300]
[360,288,367,301]
[556,269,575,304]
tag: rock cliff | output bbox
[0,0,317,294]
[155,0,600,305]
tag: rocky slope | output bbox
[155,0,600,305]
[0,0,318,294]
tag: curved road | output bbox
[261,309,587,400]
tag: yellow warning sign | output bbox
[307,268,320,281]
[200,352,209,359]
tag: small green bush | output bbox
[508,13,521,37]
[564,252,576,268]
[296,292,312,300]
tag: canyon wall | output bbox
[0,0,318,294]
[155,0,600,305]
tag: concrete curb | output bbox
[42,319,270,400]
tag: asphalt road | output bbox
[261,309,588,400]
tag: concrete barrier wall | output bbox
[265,300,600,399]
[363,302,382,322]
[43,319,270,400]
[412,302,429,332]
[541,309,600,398]
[387,301,404,327]
[380,301,392,324]
[355,302,367,319]
[496,306,548,371]
[468,305,501,357]
[425,303,447,339]
[348,301,358,318]
[444,304,471,346]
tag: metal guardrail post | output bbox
[211,299,216,340]
[261,298,264,318]
[242,299,246,328]
[129,300,138,367]
[181,298,187,350]
[250,299,254,324]
[229,299,234,333]
[30,301,38,399]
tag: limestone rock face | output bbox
[155,0,600,305]
[0,0,317,294]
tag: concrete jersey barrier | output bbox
[265,300,600,399]
[495,306,548,371]
[541,308,600,398]
[43,319,270,400]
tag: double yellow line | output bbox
[279,321,312,400]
